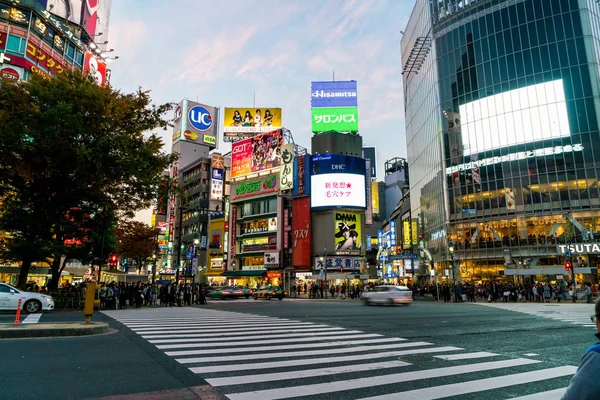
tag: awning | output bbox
[221,270,267,277]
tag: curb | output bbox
[0,322,111,339]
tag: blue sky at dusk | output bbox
[106,0,412,222]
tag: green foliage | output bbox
[0,71,177,287]
[116,219,159,272]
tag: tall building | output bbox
[384,157,409,220]
[403,0,600,285]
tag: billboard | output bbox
[173,100,219,148]
[372,181,380,215]
[231,129,282,179]
[223,107,282,142]
[310,154,366,209]
[280,143,294,191]
[81,0,112,38]
[362,147,377,178]
[334,212,362,252]
[45,0,82,24]
[210,154,225,201]
[292,198,311,267]
[294,154,310,197]
[231,174,279,201]
[459,79,570,156]
[83,51,108,86]
[312,107,358,133]
[403,221,411,246]
[311,81,358,108]
[208,215,224,271]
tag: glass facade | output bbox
[404,0,600,283]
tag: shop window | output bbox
[74,50,83,67]
[6,34,26,54]
[65,42,75,62]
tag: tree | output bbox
[0,72,177,289]
[116,220,159,273]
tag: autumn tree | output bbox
[0,71,177,289]
[116,220,159,273]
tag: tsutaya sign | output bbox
[446,144,584,175]
[558,243,600,255]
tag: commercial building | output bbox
[403,0,600,285]
[0,0,112,85]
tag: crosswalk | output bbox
[476,302,596,328]
[103,308,577,400]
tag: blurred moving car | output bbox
[253,286,287,300]
[363,285,413,306]
[232,286,253,299]
[0,283,55,313]
[207,286,238,300]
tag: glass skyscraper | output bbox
[403,0,600,284]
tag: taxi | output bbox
[253,285,287,300]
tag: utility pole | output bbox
[176,207,184,283]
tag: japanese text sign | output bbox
[280,143,294,191]
[312,107,358,133]
[26,40,66,75]
[231,129,282,179]
[403,221,411,246]
[292,198,311,267]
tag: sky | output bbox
[106,0,414,223]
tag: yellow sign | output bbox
[334,212,362,251]
[223,108,282,140]
[203,135,216,146]
[403,221,411,246]
[172,129,181,142]
[208,215,225,271]
[412,221,418,245]
[371,181,379,215]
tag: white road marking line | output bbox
[165,337,408,355]
[355,366,576,400]
[141,326,344,338]
[187,346,463,373]
[176,341,433,363]
[225,358,543,400]
[523,353,539,357]
[22,314,42,324]
[134,323,330,334]
[434,352,499,360]
[207,360,412,387]
[122,318,284,326]
[507,387,567,400]
[129,322,314,331]
[148,330,371,344]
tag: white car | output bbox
[0,283,55,313]
[363,285,413,306]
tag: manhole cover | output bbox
[398,354,436,362]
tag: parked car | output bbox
[253,285,287,300]
[363,285,413,306]
[0,283,55,313]
[207,286,238,300]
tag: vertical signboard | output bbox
[403,221,411,246]
[365,159,372,225]
[294,154,310,197]
[280,143,294,191]
[284,209,290,249]
[390,220,397,246]
[362,147,377,178]
[371,181,380,215]
[292,198,311,267]
[210,154,224,201]
[412,221,419,245]
[230,206,237,259]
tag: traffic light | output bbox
[340,267,344,274]
[109,254,118,269]
[564,261,572,272]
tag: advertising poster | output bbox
[231,174,279,201]
[311,80,358,108]
[403,221,411,246]
[223,107,282,141]
[230,206,237,258]
[371,181,380,215]
[312,107,358,133]
[173,100,219,146]
[231,129,282,179]
[310,154,366,209]
[83,51,107,86]
[280,143,294,191]
[210,154,224,201]
[292,198,311,267]
[81,0,113,38]
[412,221,418,245]
[45,0,82,24]
[334,212,362,252]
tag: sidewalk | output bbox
[0,322,111,339]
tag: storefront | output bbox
[220,270,267,288]
[0,265,71,287]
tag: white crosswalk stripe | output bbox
[103,308,578,400]
[476,302,596,327]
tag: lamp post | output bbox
[320,246,328,299]
[448,241,456,297]
[152,253,157,284]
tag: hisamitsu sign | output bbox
[311,81,358,108]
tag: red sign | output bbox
[284,209,289,249]
[231,129,282,179]
[25,41,67,75]
[0,67,19,82]
[267,271,282,279]
[81,0,101,37]
[0,32,6,50]
[230,206,237,258]
[84,51,107,86]
[157,221,167,230]
[292,198,311,267]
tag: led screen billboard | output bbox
[310,154,366,209]
[334,212,362,251]
[231,129,282,179]
[311,107,358,133]
[223,107,282,142]
[311,81,358,108]
[459,79,570,156]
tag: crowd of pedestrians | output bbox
[97,281,209,310]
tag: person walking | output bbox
[561,298,600,399]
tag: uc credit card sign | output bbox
[311,81,358,108]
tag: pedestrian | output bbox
[561,297,600,399]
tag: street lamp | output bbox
[152,253,157,284]
[448,240,456,289]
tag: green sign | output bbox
[235,175,277,196]
[311,106,359,133]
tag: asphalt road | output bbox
[0,298,595,400]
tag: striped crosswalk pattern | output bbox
[476,302,596,328]
[103,308,576,400]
